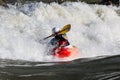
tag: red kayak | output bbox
[52,45,78,59]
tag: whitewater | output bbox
[0,2,120,61]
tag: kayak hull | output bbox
[52,45,78,59]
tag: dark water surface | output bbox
[0,55,120,80]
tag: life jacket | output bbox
[50,34,70,47]
[58,40,69,47]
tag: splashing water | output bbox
[0,2,120,61]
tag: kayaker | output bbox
[50,27,70,49]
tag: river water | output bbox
[0,1,120,80]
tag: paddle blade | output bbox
[59,24,71,34]
[43,24,71,40]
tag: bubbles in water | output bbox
[0,2,120,61]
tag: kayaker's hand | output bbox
[52,32,58,37]
[55,32,59,35]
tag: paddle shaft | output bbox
[43,26,71,40]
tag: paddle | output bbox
[43,24,71,40]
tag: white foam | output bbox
[0,2,120,61]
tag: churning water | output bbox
[0,2,120,80]
[0,2,120,61]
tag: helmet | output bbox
[52,27,60,33]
